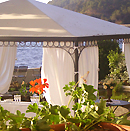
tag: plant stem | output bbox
[83,109,110,130]
[84,119,101,131]
[67,72,89,107]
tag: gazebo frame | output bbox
[0,34,130,84]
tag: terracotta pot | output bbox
[49,123,80,131]
[49,123,65,131]
[119,124,130,130]
[50,122,130,131]
[20,128,31,131]
[100,122,130,131]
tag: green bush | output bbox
[98,40,121,80]
[107,49,129,81]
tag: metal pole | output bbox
[74,41,79,103]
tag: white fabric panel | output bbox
[123,43,130,79]
[79,46,99,93]
[41,48,74,108]
[0,45,17,93]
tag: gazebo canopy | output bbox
[0,0,130,42]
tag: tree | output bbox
[49,0,130,24]
[107,49,129,81]
[98,40,121,80]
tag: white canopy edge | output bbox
[0,0,74,38]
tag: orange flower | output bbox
[35,85,44,95]
[29,78,49,95]
[45,83,49,88]
[35,78,42,84]
[30,80,36,86]
[43,78,47,83]
[43,78,49,88]
[29,86,37,94]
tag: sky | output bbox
[0,0,52,4]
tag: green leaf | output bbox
[63,85,70,92]
[16,110,25,117]
[59,106,70,118]
[115,112,130,126]
[88,94,97,101]
[72,103,82,111]
[89,111,99,119]
[49,114,60,124]
[49,105,59,115]
[65,92,71,96]
[84,84,97,94]
[21,118,31,128]
[96,98,107,115]
[41,101,49,109]
[69,81,76,86]
[26,103,40,114]
[67,118,80,123]
[36,119,51,131]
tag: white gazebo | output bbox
[0,0,130,107]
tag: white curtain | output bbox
[79,46,99,93]
[42,46,99,107]
[122,42,130,79]
[0,46,17,93]
[41,48,74,108]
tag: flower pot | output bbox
[100,122,130,131]
[49,123,65,131]
[21,95,30,102]
[30,96,40,104]
[20,128,31,131]
[118,124,130,130]
[14,95,21,102]
[49,122,130,131]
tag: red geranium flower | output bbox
[30,80,36,87]
[29,78,49,95]
[43,78,49,88]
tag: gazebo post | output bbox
[74,42,79,84]
[74,41,79,103]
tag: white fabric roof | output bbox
[0,0,130,39]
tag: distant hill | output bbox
[48,0,130,24]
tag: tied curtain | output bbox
[0,46,17,93]
[79,46,99,94]
[41,48,74,108]
[42,46,99,106]
[123,42,130,79]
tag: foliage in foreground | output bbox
[0,82,130,131]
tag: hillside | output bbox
[48,0,130,24]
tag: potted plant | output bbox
[0,105,31,131]
[19,81,30,102]
[0,77,130,131]
[102,77,117,102]
[29,78,49,103]
[25,78,130,131]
